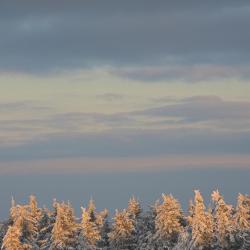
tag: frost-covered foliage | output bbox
[109,209,136,249]
[2,195,41,250]
[154,194,183,248]
[50,201,78,249]
[0,191,250,249]
[2,224,29,250]
[235,194,250,231]
[81,207,100,247]
[211,190,234,248]
[127,197,141,219]
[80,199,110,249]
[234,193,250,249]
[189,190,214,249]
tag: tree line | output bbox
[0,190,249,249]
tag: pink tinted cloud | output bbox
[0,154,250,175]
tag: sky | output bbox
[0,1,250,216]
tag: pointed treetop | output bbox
[194,190,206,210]
[127,196,141,217]
[211,190,223,203]
[11,196,15,208]
[88,198,96,213]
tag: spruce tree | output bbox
[235,193,250,230]
[109,209,136,249]
[28,195,42,224]
[23,195,42,247]
[211,190,234,248]
[95,209,110,248]
[135,203,157,250]
[80,207,101,247]
[50,202,78,249]
[37,208,54,250]
[127,196,141,219]
[154,194,183,248]
[1,224,31,250]
[87,199,96,222]
[190,190,214,249]
[9,197,37,240]
[80,199,109,248]
[234,194,250,249]
[2,191,250,249]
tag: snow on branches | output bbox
[0,191,250,249]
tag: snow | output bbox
[0,192,249,249]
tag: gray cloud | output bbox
[1,95,250,155]
[111,65,250,82]
[0,128,250,162]
[5,95,247,132]
[0,111,136,144]
[135,96,250,125]
[0,1,249,73]
[48,112,136,130]
[96,93,125,102]
[1,96,250,146]
[0,101,50,112]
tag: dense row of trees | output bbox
[0,190,249,249]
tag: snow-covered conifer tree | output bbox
[37,208,54,250]
[127,196,141,219]
[135,202,158,250]
[28,195,42,223]
[50,202,78,249]
[87,199,96,222]
[2,191,250,249]
[1,224,31,250]
[235,193,250,230]
[80,207,101,247]
[9,197,38,242]
[187,199,194,226]
[154,194,183,248]
[95,208,109,229]
[109,209,136,249]
[189,190,214,249]
[95,208,110,248]
[234,194,250,249]
[173,229,192,250]
[23,195,42,245]
[80,199,110,248]
[5,197,40,249]
[9,200,21,225]
[211,190,234,248]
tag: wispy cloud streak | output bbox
[0,154,250,175]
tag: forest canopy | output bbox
[0,191,249,250]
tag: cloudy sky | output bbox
[0,1,249,215]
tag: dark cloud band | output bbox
[0,1,249,73]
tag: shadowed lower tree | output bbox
[234,194,250,250]
[109,209,136,249]
[127,197,142,249]
[37,208,55,250]
[235,194,250,231]
[96,208,110,248]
